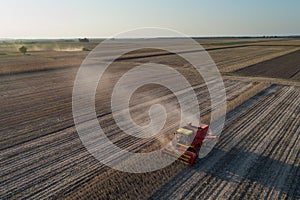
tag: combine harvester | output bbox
[161,123,217,166]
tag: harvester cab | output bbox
[162,123,217,166]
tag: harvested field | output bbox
[1,39,299,75]
[0,61,261,199]
[0,51,89,75]
[0,39,299,199]
[150,85,300,200]
[68,85,300,199]
[235,50,300,81]
[117,45,300,73]
[210,46,300,72]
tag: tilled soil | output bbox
[235,50,300,81]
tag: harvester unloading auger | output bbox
[161,123,217,166]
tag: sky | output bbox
[1,0,299,38]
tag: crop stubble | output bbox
[0,60,261,199]
[1,40,299,199]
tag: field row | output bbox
[68,85,299,199]
[1,42,298,75]
[151,85,300,200]
[0,65,258,198]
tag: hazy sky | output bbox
[1,0,299,38]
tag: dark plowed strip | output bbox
[235,50,300,81]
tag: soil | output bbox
[235,50,300,81]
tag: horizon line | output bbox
[1,34,300,41]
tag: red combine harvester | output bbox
[161,123,217,166]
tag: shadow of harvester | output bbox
[151,147,300,199]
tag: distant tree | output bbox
[82,47,90,51]
[78,38,89,42]
[19,46,27,55]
